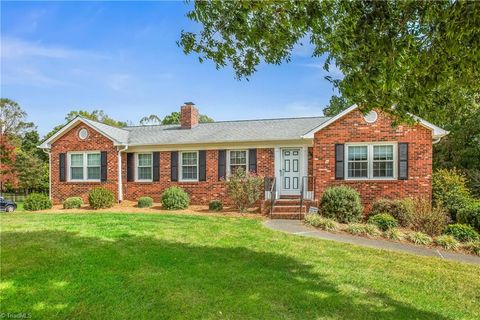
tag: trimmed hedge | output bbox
[88,188,115,209]
[457,201,480,232]
[138,197,153,208]
[320,186,363,223]
[24,193,52,211]
[161,187,189,210]
[63,197,83,209]
[444,224,479,242]
[208,200,223,212]
[368,213,398,231]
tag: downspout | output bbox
[117,145,128,203]
[432,137,442,144]
[42,148,52,200]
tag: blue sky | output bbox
[1,1,340,136]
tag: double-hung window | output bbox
[346,144,396,179]
[69,152,101,181]
[228,150,248,175]
[136,153,153,181]
[180,151,198,181]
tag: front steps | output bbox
[270,196,307,220]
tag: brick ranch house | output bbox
[39,103,448,216]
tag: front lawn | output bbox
[1,213,479,319]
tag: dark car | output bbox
[0,197,17,212]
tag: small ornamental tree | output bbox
[225,168,263,212]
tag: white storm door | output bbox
[281,149,301,195]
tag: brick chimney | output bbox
[180,102,199,129]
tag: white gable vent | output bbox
[364,111,378,124]
[78,128,88,140]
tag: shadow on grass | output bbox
[1,230,448,319]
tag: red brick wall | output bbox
[51,123,119,204]
[123,148,274,204]
[313,109,433,211]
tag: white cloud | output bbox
[300,63,343,79]
[106,73,132,91]
[1,37,106,60]
[2,66,69,87]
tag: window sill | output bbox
[65,181,102,184]
[343,178,398,182]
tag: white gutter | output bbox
[117,145,128,202]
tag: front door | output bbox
[281,149,301,195]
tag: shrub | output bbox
[407,232,433,245]
[137,197,153,208]
[320,186,363,223]
[88,188,115,209]
[346,223,381,237]
[208,200,223,212]
[368,213,398,231]
[444,224,479,242]
[434,235,460,251]
[432,168,471,221]
[462,241,480,256]
[305,214,338,231]
[408,198,447,236]
[24,193,52,211]
[225,168,263,212]
[457,201,480,232]
[384,228,405,241]
[370,198,414,227]
[63,197,83,209]
[161,187,189,210]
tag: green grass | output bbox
[1,213,479,319]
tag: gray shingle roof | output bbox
[124,117,330,146]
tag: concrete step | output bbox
[272,205,306,213]
[275,199,302,205]
[270,212,305,220]
[279,195,301,199]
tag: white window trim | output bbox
[67,151,101,182]
[135,152,153,182]
[226,149,249,177]
[345,142,397,180]
[179,151,199,182]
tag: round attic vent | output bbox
[78,128,88,140]
[364,111,378,123]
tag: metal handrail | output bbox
[269,177,277,218]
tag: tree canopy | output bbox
[180,0,480,120]
[161,112,214,125]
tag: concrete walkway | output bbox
[264,219,480,265]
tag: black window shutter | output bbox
[218,150,226,181]
[153,152,160,181]
[59,153,66,182]
[127,153,134,182]
[171,151,178,182]
[248,149,257,173]
[398,143,409,180]
[335,144,345,180]
[199,150,206,181]
[100,151,107,182]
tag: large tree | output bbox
[180,0,479,121]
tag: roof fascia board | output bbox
[301,104,358,139]
[301,104,448,139]
[38,116,123,149]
